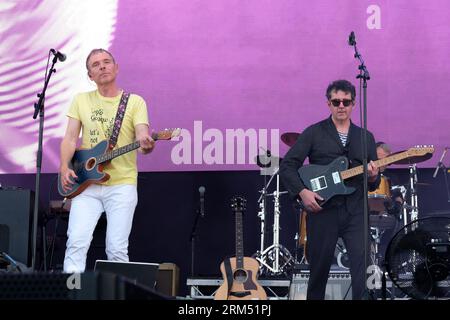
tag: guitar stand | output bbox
[254,171,296,276]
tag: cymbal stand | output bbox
[255,171,295,275]
[255,168,276,265]
[369,227,383,267]
[256,185,267,261]
[409,164,419,225]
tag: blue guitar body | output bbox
[57,140,110,199]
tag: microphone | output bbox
[348,31,356,46]
[433,147,448,178]
[50,49,67,62]
[198,186,205,217]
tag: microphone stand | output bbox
[31,53,59,270]
[440,163,450,203]
[189,198,203,277]
[350,35,372,299]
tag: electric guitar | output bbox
[57,128,181,199]
[214,196,267,300]
[298,146,434,206]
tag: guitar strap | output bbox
[224,257,234,297]
[108,91,130,150]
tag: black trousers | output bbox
[305,205,368,300]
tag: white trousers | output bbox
[63,184,138,273]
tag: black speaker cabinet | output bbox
[0,189,34,266]
[0,272,169,300]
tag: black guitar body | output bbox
[298,156,356,205]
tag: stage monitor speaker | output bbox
[289,268,352,300]
[0,272,169,300]
[94,260,159,290]
[156,262,180,297]
[0,189,34,266]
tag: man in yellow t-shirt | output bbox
[59,49,155,273]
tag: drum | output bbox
[368,175,391,213]
[390,185,406,202]
[370,213,396,229]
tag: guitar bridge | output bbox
[311,176,327,191]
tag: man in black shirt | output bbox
[280,79,380,299]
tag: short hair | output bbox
[376,142,391,154]
[325,79,356,100]
[85,48,115,70]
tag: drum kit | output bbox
[367,158,432,266]
[251,133,301,275]
[253,131,434,274]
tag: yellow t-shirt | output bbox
[67,90,149,185]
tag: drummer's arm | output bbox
[368,166,380,192]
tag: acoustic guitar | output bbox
[58,128,181,199]
[214,196,267,300]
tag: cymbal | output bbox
[254,154,282,168]
[281,132,300,147]
[390,150,433,165]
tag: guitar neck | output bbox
[340,150,410,180]
[235,211,244,270]
[97,132,164,164]
[98,141,141,164]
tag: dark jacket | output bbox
[280,116,380,214]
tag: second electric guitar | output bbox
[298,146,434,206]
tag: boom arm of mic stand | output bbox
[33,55,58,119]
[352,44,371,80]
[257,168,280,203]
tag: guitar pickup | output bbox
[311,176,327,191]
[332,172,341,184]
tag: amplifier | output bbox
[156,263,179,297]
[289,268,352,300]
[0,189,34,266]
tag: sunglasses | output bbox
[330,99,353,107]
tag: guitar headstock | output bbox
[231,196,247,213]
[152,128,182,141]
[407,145,435,156]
